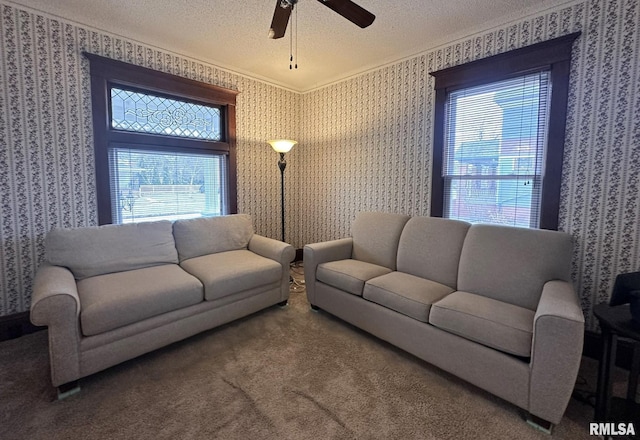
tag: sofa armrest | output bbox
[248,235,295,301]
[30,264,82,387]
[31,264,81,324]
[303,238,353,305]
[249,234,295,266]
[529,280,584,424]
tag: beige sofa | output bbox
[31,214,294,396]
[304,212,584,430]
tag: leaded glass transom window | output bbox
[86,53,237,225]
[110,87,222,141]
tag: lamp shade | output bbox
[268,139,297,153]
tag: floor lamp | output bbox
[268,139,297,243]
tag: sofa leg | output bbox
[57,380,80,400]
[526,414,553,434]
[310,304,320,312]
[277,300,288,307]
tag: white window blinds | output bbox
[443,72,550,228]
[108,147,228,224]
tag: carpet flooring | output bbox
[0,269,628,439]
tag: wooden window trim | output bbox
[429,32,580,230]
[84,53,239,225]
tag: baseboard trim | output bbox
[0,311,44,342]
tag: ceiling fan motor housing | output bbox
[280,0,297,8]
[269,0,375,40]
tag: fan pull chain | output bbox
[289,4,298,70]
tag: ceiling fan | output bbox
[268,0,375,39]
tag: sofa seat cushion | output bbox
[363,272,454,322]
[180,250,281,301]
[77,264,203,336]
[429,291,535,357]
[316,259,392,296]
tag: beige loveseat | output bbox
[31,214,294,396]
[304,212,584,430]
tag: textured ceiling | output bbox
[8,0,576,92]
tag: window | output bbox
[85,53,238,225]
[110,87,222,140]
[430,32,580,230]
[109,148,227,223]
[444,73,549,227]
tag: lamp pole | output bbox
[278,152,287,243]
[268,140,296,243]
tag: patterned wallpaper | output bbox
[0,2,300,316]
[1,0,638,331]
[295,0,640,329]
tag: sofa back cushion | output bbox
[457,224,573,310]
[397,217,470,289]
[351,212,410,270]
[45,220,178,280]
[173,214,254,261]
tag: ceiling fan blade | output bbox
[316,0,375,28]
[268,0,292,39]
